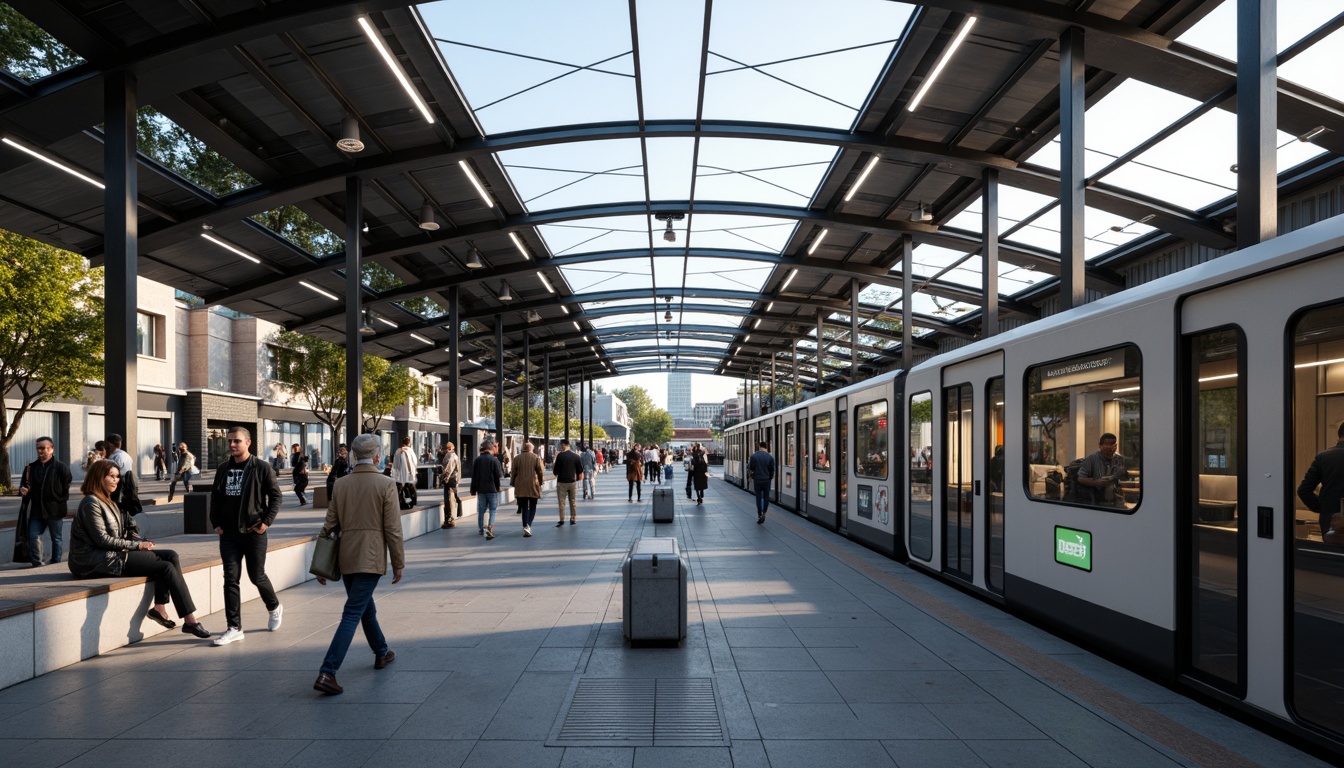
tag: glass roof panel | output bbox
[647,138,697,201]
[0,7,84,81]
[498,140,644,211]
[590,313,654,329]
[422,0,636,135]
[558,257,651,293]
[694,139,837,206]
[680,311,743,329]
[1178,0,1344,60]
[538,215,653,255]
[582,298,656,310]
[702,0,914,129]
[683,256,775,292]
[1280,26,1344,104]
[687,214,797,252]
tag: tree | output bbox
[633,409,674,446]
[271,331,347,440]
[611,385,657,421]
[0,230,104,486]
[362,356,427,433]
[0,5,82,80]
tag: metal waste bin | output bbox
[184,492,211,534]
[652,487,674,522]
[622,537,688,642]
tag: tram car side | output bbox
[725,216,1344,756]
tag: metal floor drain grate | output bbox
[547,678,728,747]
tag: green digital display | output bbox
[1055,526,1092,571]
[817,479,826,497]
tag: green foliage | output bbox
[136,107,256,195]
[252,206,342,255]
[362,356,426,432]
[361,262,445,319]
[0,229,104,484]
[0,4,82,80]
[611,385,656,422]
[633,409,674,446]
[271,331,347,437]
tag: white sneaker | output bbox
[213,627,245,646]
[268,603,283,631]
[524,526,532,537]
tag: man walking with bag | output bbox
[19,436,71,566]
[167,442,196,502]
[313,433,404,695]
[552,440,582,527]
[209,426,284,645]
[439,442,461,528]
[393,437,417,509]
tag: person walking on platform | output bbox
[290,443,310,506]
[595,446,605,474]
[327,443,353,501]
[747,441,775,524]
[166,442,196,502]
[690,445,710,505]
[580,443,597,500]
[643,444,661,486]
[471,440,503,539]
[626,444,645,502]
[105,434,141,517]
[210,426,284,645]
[313,433,404,696]
[19,436,71,566]
[439,442,461,528]
[152,444,167,481]
[70,460,212,638]
[392,436,417,509]
[552,440,582,526]
[511,442,544,536]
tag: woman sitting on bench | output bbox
[69,460,213,639]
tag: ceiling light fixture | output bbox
[498,282,513,301]
[907,15,978,112]
[843,156,880,202]
[910,202,933,223]
[375,315,398,328]
[807,228,828,255]
[526,310,541,323]
[1299,125,1328,142]
[654,212,686,243]
[559,305,569,315]
[2,136,104,188]
[766,301,774,313]
[509,231,531,260]
[464,246,484,269]
[337,117,364,153]
[419,203,439,231]
[459,160,494,208]
[201,233,260,264]
[299,280,339,301]
[780,268,798,292]
[359,311,376,336]
[410,333,434,345]
[356,16,435,124]
[753,319,761,329]
[537,272,556,294]
[664,310,673,322]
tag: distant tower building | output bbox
[668,371,693,421]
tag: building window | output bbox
[813,412,831,471]
[266,345,294,383]
[909,391,933,560]
[136,311,162,358]
[855,400,888,479]
[1025,345,1142,511]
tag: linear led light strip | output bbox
[299,280,339,300]
[2,137,105,189]
[459,160,494,208]
[509,232,531,260]
[357,16,435,124]
[537,272,556,294]
[907,16,977,112]
[201,233,259,263]
[410,333,434,345]
[1296,357,1344,369]
[807,228,828,255]
[843,156,880,202]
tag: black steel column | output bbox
[815,310,826,395]
[792,339,800,402]
[104,72,138,454]
[1237,0,1277,248]
[588,377,595,447]
[982,169,1000,338]
[1059,26,1086,312]
[521,333,530,449]
[850,279,860,386]
[770,357,776,412]
[344,176,363,446]
[564,373,571,441]
[543,352,551,463]
[447,285,460,450]
[579,371,586,446]
[901,235,913,372]
[494,318,504,442]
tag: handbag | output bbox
[190,465,200,476]
[12,470,31,564]
[309,529,341,581]
[398,482,417,510]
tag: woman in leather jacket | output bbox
[69,460,212,639]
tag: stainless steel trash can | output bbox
[183,492,211,534]
[622,537,688,642]
[652,487,674,522]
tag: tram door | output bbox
[797,409,808,516]
[941,353,1004,588]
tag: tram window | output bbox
[1025,345,1142,511]
[813,413,831,471]
[785,422,795,466]
[909,391,933,561]
[855,400,888,479]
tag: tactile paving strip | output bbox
[547,677,728,747]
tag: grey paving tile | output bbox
[283,739,384,768]
[739,670,844,704]
[881,740,990,768]
[1149,701,1337,768]
[924,701,1047,740]
[790,627,858,647]
[730,647,820,671]
[781,611,894,628]
[584,648,714,677]
[528,648,584,672]
[0,738,104,768]
[362,739,475,768]
[715,613,787,629]
[633,746,730,768]
[723,627,802,648]
[482,671,574,740]
[558,747,634,768]
[460,740,564,768]
[964,739,1090,768]
[727,740,770,768]
[260,701,418,739]
[763,739,897,768]
[62,739,310,768]
[810,646,951,672]
[854,702,961,740]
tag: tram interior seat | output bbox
[1197,474,1238,522]
[1029,464,1065,499]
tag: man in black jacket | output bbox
[552,440,583,527]
[470,440,503,539]
[1298,421,1344,541]
[209,426,283,645]
[19,436,71,566]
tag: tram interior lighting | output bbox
[337,117,364,153]
[357,16,435,124]
[843,156,880,202]
[459,160,495,208]
[1295,357,1344,369]
[201,233,260,264]
[906,15,977,112]
[1111,385,1140,393]
[1197,373,1238,383]
[2,136,104,188]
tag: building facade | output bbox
[692,402,724,429]
[667,372,692,422]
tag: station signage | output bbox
[1055,526,1092,571]
[1039,353,1125,391]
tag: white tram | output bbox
[725,215,1344,755]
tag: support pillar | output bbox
[447,285,460,450]
[1059,26,1086,311]
[792,339,800,403]
[522,333,530,449]
[543,352,551,464]
[564,373,571,441]
[344,176,363,447]
[104,71,138,455]
[815,310,826,395]
[850,278,860,386]
[901,235,913,372]
[1237,0,1277,248]
[589,377,595,448]
[579,371,586,446]
[982,169,1000,338]
[494,318,504,444]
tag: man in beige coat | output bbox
[510,442,545,536]
[313,433,405,696]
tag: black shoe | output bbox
[182,622,211,639]
[556,521,565,527]
[375,650,396,670]
[757,514,765,524]
[313,672,343,695]
[145,608,176,629]
[569,520,576,525]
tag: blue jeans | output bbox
[28,515,62,565]
[320,573,388,674]
[754,485,770,516]
[478,492,498,531]
[518,496,537,528]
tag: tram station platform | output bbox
[0,473,1328,768]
